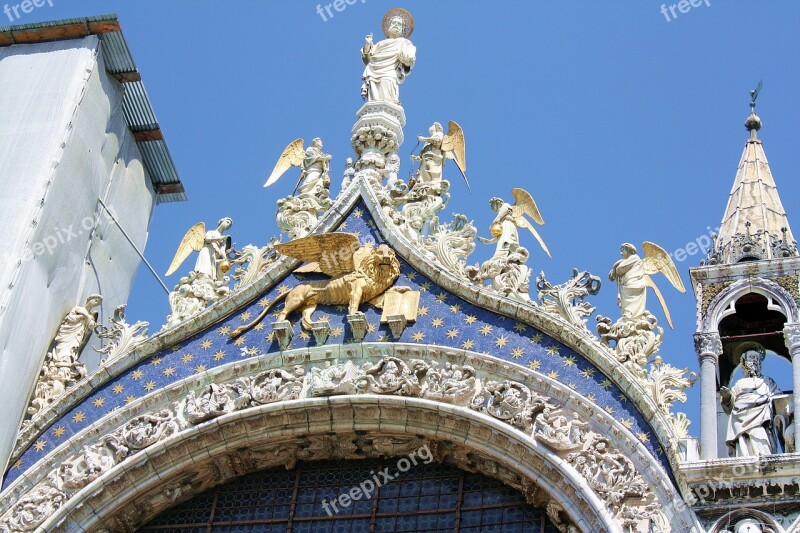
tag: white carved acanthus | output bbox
[537,269,602,333]
[646,358,696,439]
[163,271,230,331]
[276,193,330,240]
[420,214,477,277]
[596,312,663,382]
[231,238,281,289]
[94,305,149,364]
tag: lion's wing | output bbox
[275,233,360,278]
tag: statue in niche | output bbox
[721,347,782,457]
[360,9,416,104]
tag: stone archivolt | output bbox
[0,351,680,533]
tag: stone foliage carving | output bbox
[537,269,602,333]
[164,270,230,331]
[646,357,696,439]
[25,295,102,423]
[0,410,179,532]
[4,355,659,532]
[231,238,281,289]
[94,305,149,364]
[596,312,663,381]
[420,214,477,277]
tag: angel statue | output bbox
[410,121,468,188]
[162,219,233,330]
[467,189,549,302]
[265,138,332,239]
[361,9,416,104]
[608,242,685,328]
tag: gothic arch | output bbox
[710,508,785,533]
[702,277,799,333]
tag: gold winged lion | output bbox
[230,233,402,339]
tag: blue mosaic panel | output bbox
[4,203,670,489]
[139,460,558,532]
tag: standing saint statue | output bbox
[361,10,416,104]
[721,348,782,457]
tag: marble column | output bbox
[694,332,722,460]
[784,324,800,453]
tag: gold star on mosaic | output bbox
[298,330,311,340]
[420,282,431,292]
[171,345,181,352]
[601,379,612,390]
[331,326,344,338]
[528,359,541,371]
[604,406,615,415]
[435,293,447,303]
[580,368,595,379]
[418,306,429,317]
[125,395,137,404]
[72,412,86,423]
[366,220,376,229]
[277,284,291,295]
[563,356,576,367]
[431,317,444,328]
[33,440,46,452]
[637,432,650,443]
[619,393,628,402]
[200,340,213,349]
[93,398,105,408]
[495,335,508,348]
[412,332,425,342]
[378,334,390,342]
[353,208,363,217]
[621,418,633,429]
[479,325,492,336]
[214,350,226,361]
[12,459,22,470]
[267,331,275,342]
[567,383,577,390]
[546,346,559,356]
[449,304,461,313]
[339,221,348,230]
[240,312,252,322]
[259,298,270,308]
[163,367,176,377]
[446,329,459,339]
[254,322,266,331]
[530,333,543,344]
[547,371,559,380]
[234,337,246,346]
[182,354,194,363]
[586,393,596,402]
[464,315,477,325]
[144,381,156,391]
[335,305,347,311]
[112,383,124,394]
[462,339,475,350]
[514,322,527,332]
[219,326,231,336]
[511,347,524,359]
[151,357,163,366]
[407,272,417,281]
[132,370,144,380]
[272,311,282,320]
[53,426,66,438]
[195,365,207,374]
[367,323,377,333]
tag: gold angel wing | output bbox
[442,121,466,175]
[515,216,552,258]
[641,241,686,293]
[264,138,305,188]
[165,222,205,276]
[645,276,674,329]
[275,233,360,278]
[510,188,545,225]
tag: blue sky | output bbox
[10,0,800,435]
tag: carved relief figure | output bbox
[231,233,402,337]
[721,348,782,457]
[360,10,416,104]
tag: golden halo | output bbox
[382,8,414,39]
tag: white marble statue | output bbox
[608,242,685,328]
[412,122,445,183]
[165,218,233,283]
[360,11,416,104]
[342,157,355,190]
[721,348,782,457]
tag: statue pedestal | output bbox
[352,102,406,171]
[310,321,331,346]
[386,314,408,339]
[271,320,293,351]
[347,313,369,342]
